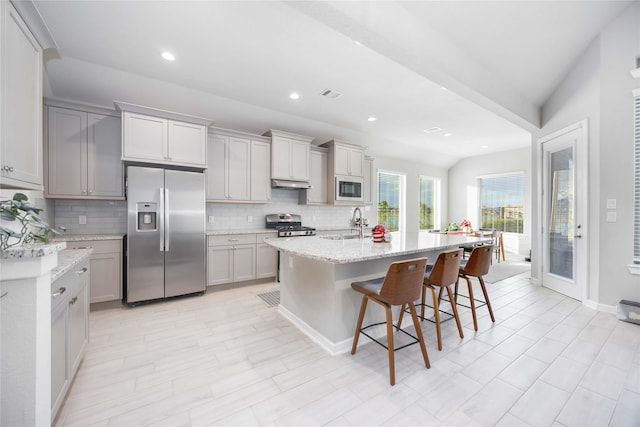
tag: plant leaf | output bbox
[12,193,28,202]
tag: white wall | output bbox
[448,147,532,256]
[534,1,640,307]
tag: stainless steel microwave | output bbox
[335,175,363,202]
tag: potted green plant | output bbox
[0,193,64,251]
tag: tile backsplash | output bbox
[53,188,373,235]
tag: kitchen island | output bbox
[265,231,491,354]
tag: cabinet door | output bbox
[363,157,374,205]
[88,113,123,198]
[349,148,364,177]
[207,245,234,285]
[251,140,271,202]
[233,244,256,282]
[256,243,277,279]
[123,112,167,162]
[47,107,87,197]
[334,145,350,176]
[89,252,121,303]
[227,137,251,200]
[167,120,206,167]
[67,268,89,374]
[206,134,227,200]
[290,139,310,181]
[271,137,291,180]
[50,301,68,415]
[307,150,327,204]
[0,2,43,189]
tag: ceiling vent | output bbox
[320,89,342,99]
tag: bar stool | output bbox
[458,245,495,331]
[351,257,430,385]
[399,249,464,351]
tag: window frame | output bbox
[478,171,525,234]
[418,175,440,231]
[377,169,406,232]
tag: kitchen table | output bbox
[265,231,491,355]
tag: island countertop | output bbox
[265,231,490,264]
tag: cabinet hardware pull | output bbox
[69,296,78,305]
[0,291,7,300]
[52,287,66,297]
[75,246,92,249]
[228,239,239,242]
[76,267,88,274]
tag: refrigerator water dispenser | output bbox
[136,203,157,231]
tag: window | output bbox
[634,94,640,264]
[378,171,404,231]
[479,172,524,233]
[419,176,439,230]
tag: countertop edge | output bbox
[52,248,93,282]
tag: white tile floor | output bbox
[53,272,640,427]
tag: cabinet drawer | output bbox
[66,239,121,254]
[208,234,256,246]
[256,233,276,243]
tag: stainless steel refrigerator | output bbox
[125,166,206,304]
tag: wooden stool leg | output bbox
[430,286,442,351]
[445,285,464,339]
[465,276,478,331]
[478,276,495,323]
[408,302,430,369]
[385,305,395,385]
[351,296,368,354]
[396,303,406,329]
[420,285,426,320]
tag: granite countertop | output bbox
[0,242,67,260]
[51,248,93,282]
[265,231,492,264]
[52,233,125,242]
[207,228,277,236]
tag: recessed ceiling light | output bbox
[354,40,363,46]
[481,145,489,149]
[367,116,377,122]
[443,133,453,137]
[289,92,300,100]
[161,51,175,61]
[424,127,441,133]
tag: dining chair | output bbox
[399,249,464,351]
[457,244,495,330]
[350,257,431,385]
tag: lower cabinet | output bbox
[207,233,277,286]
[66,239,122,303]
[51,259,90,421]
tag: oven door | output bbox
[335,175,364,202]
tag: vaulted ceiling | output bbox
[33,0,634,168]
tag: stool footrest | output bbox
[441,294,488,310]
[359,322,422,352]
[409,304,456,324]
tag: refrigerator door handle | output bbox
[159,187,165,252]
[165,188,170,252]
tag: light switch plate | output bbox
[606,199,617,209]
[247,215,253,223]
[606,211,617,222]
[79,215,87,225]
[208,216,214,223]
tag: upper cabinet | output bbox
[264,129,313,183]
[320,139,365,178]
[45,102,123,199]
[115,101,212,168]
[363,155,375,206]
[299,146,328,205]
[0,1,44,190]
[206,128,271,203]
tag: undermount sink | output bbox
[320,234,368,240]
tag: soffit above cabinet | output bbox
[114,101,213,127]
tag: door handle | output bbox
[52,287,66,297]
[165,188,170,252]
[159,187,165,252]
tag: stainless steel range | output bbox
[265,213,316,237]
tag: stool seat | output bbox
[350,257,430,385]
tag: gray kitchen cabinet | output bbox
[363,156,375,205]
[51,258,90,420]
[46,104,123,199]
[250,140,271,202]
[0,1,43,190]
[207,129,271,203]
[207,234,256,286]
[320,139,365,178]
[256,233,277,279]
[117,102,211,168]
[66,240,122,303]
[264,129,313,182]
[300,146,328,205]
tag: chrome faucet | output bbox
[352,207,364,238]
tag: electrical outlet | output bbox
[79,215,87,225]
[247,215,253,223]
[208,216,215,223]
[312,215,316,222]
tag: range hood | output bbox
[271,179,312,189]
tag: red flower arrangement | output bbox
[459,219,471,228]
